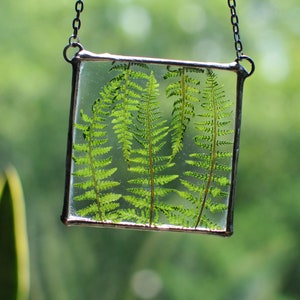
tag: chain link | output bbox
[228,0,244,60]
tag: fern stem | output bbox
[146,77,155,227]
[194,78,217,228]
[86,129,103,221]
[149,141,155,227]
[122,64,131,168]
[180,68,187,131]
[170,68,187,162]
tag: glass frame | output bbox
[61,50,252,236]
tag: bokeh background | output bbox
[1,0,300,299]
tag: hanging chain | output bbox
[64,0,251,68]
[64,1,84,62]
[69,0,84,45]
[228,0,244,60]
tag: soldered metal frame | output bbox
[61,49,254,237]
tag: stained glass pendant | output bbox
[61,49,254,236]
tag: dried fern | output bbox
[122,71,178,226]
[164,67,203,161]
[72,84,122,221]
[71,62,236,231]
[110,62,149,168]
[180,69,233,229]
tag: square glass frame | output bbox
[61,50,250,236]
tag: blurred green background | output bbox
[1,0,300,299]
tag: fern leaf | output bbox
[180,69,234,229]
[124,71,178,226]
[109,62,149,168]
[72,84,121,221]
[164,67,203,160]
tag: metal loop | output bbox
[238,55,255,77]
[72,18,81,31]
[231,15,239,25]
[63,43,84,63]
[68,35,80,45]
[75,0,84,13]
[235,40,243,51]
[228,0,237,8]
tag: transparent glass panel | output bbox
[63,53,246,236]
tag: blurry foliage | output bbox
[0,166,29,300]
[0,0,300,299]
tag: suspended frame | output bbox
[61,50,254,236]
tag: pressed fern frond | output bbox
[164,67,203,161]
[180,69,234,229]
[73,84,121,221]
[109,62,149,168]
[123,71,178,226]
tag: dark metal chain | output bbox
[69,0,84,44]
[64,1,84,62]
[228,0,244,60]
[65,0,247,63]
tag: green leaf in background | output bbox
[0,166,30,300]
